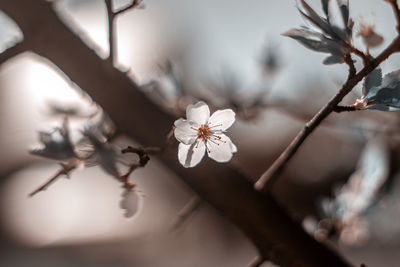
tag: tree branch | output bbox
[0,41,28,65]
[29,161,76,197]
[104,0,116,64]
[1,1,353,266]
[255,36,400,193]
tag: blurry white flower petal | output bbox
[186,101,210,125]
[208,109,235,130]
[207,134,236,163]
[174,119,198,145]
[178,142,206,168]
[120,189,141,218]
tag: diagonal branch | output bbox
[255,37,400,193]
[29,161,76,197]
[1,1,352,266]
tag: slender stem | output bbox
[255,36,400,193]
[105,0,116,64]
[114,1,140,16]
[333,105,358,112]
[29,162,76,197]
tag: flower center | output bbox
[197,125,211,140]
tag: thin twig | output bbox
[343,42,369,65]
[333,105,358,112]
[114,0,142,16]
[255,36,400,193]
[120,146,161,188]
[105,0,142,64]
[169,196,202,231]
[104,0,116,64]
[29,162,76,197]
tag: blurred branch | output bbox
[255,36,400,193]
[1,1,352,266]
[29,161,76,197]
[104,0,142,64]
[169,196,202,231]
[120,146,161,188]
[104,0,116,64]
[0,42,27,65]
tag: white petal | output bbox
[178,141,206,168]
[206,134,237,163]
[186,101,210,125]
[120,190,141,218]
[208,109,235,131]
[174,119,198,145]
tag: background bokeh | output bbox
[1,0,400,266]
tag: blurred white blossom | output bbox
[174,101,237,168]
[120,189,141,218]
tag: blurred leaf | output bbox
[337,0,349,26]
[30,118,76,161]
[323,54,343,65]
[381,69,400,88]
[360,69,400,111]
[283,28,342,54]
[287,0,353,64]
[363,67,382,96]
[354,69,400,111]
[298,0,332,35]
[83,131,121,178]
[366,87,400,111]
[337,135,389,218]
[321,0,330,16]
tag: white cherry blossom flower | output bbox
[174,101,237,168]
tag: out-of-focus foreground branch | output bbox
[0,1,352,266]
